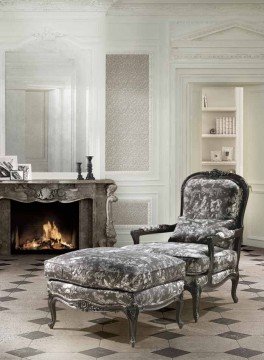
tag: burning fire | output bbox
[43,221,62,242]
[19,220,74,251]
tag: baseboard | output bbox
[244,236,264,249]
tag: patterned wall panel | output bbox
[106,54,150,171]
[113,200,149,225]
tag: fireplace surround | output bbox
[0,180,117,255]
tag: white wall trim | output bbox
[170,66,264,227]
[114,192,158,233]
[245,236,264,249]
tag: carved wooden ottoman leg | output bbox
[124,305,139,348]
[48,293,57,329]
[176,292,184,329]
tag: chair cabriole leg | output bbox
[231,272,239,303]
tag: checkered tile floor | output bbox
[1,247,264,359]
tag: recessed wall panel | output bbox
[106,54,150,172]
[113,200,149,226]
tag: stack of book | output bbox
[216,117,236,135]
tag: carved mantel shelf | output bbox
[0,179,118,255]
[0,179,116,203]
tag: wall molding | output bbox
[171,20,264,42]
[0,0,118,12]
[114,192,158,233]
[105,44,159,181]
[171,51,264,62]
[109,3,264,17]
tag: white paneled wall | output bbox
[0,2,264,246]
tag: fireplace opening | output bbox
[11,201,79,253]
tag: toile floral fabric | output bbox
[122,242,237,275]
[44,248,186,293]
[182,178,243,221]
[169,217,236,249]
[47,279,184,309]
[185,268,236,287]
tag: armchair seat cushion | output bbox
[169,217,236,249]
[122,243,237,276]
[44,248,186,293]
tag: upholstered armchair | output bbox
[129,169,249,322]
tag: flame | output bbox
[19,220,74,250]
[43,221,62,242]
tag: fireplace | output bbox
[11,201,79,253]
[0,180,117,255]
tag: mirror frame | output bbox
[0,33,105,180]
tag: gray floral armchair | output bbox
[129,169,249,322]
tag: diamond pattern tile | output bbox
[25,268,43,272]
[85,331,117,339]
[89,317,118,325]
[1,250,264,359]
[153,347,189,358]
[80,347,117,358]
[30,263,44,267]
[150,317,175,325]
[226,347,263,358]
[6,347,44,358]
[18,274,38,278]
[205,296,223,302]
[242,288,264,293]
[36,306,64,312]
[205,306,232,313]
[10,280,33,285]
[240,280,257,285]
[152,331,184,340]
[218,331,250,340]
[210,317,240,325]
[29,317,52,325]
[2,287,26,293]
[249,296,264,302]
[20,331,53,340]
[0,296,17,302]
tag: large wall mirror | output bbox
[3,38,92,173]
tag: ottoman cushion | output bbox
[45,248,185,293]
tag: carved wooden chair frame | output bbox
[131,169,249,322]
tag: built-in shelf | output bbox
[202,134,236,138]
[202,107,236,112]
[202,161,236,166]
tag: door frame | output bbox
[170,65,264,247]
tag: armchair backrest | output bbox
[180,169,249,229]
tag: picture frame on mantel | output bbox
[0,155,18,181]
[18,164,32,181]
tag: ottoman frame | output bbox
[47,283,184,347]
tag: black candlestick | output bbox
[86,156,95,180]
[76,162,84,180]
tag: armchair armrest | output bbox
[205,228,243,285]
[130,224,176,244]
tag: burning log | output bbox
[19,220,74,251]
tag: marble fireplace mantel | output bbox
[0,180,118,255]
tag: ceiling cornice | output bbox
[108,2,264,16]
[0,0,118,12]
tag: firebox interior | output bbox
[11,201,79,253]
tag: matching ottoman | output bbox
[44,248,186,347]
